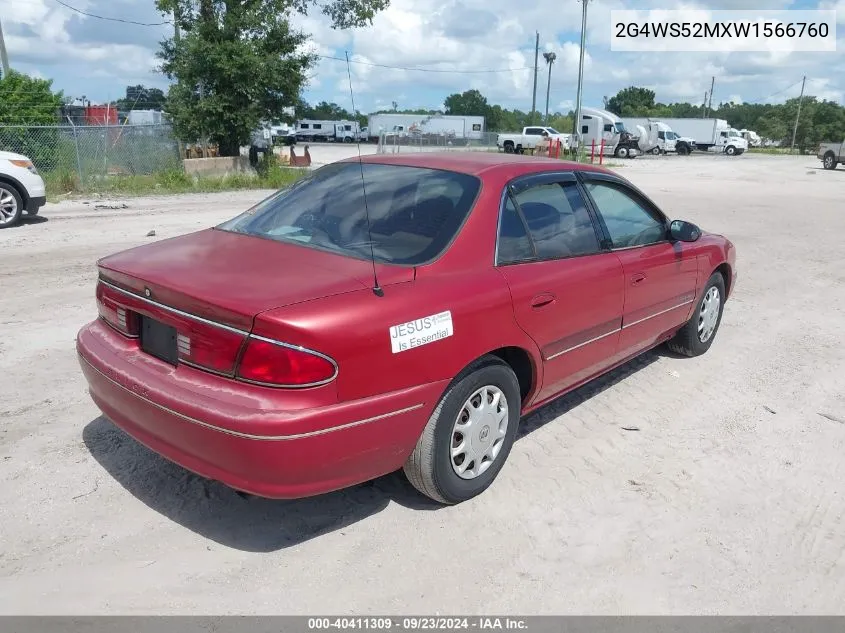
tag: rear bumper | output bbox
[26,195,46,214]
[77,319,445,499]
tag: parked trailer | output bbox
[367,114,485,141]
[656,118,748,155]
[295,119,366,143]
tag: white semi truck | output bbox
[577,107,641,158]
[656,118,748,155]
[622,118,697,155]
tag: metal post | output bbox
[531,32,539,123]
[544,56,554,123]
[790,75,806,154]
[573,0,589,161]
[68,116,84,189]
[707,76,715,115]
[0,18,10,77]
[173,6,185,160]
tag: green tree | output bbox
[606,86,656,116]
[155,0,389,155]
[115,85,167,111]
[0,70,63,125]
[444,89,489,116]
[0,71,67,171]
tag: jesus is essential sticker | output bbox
[390,311,454,353]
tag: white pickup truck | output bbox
[497,126,570,154]
[818,139,844,170]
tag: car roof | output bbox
[337,151,616,178]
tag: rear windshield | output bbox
[218,162,481,265]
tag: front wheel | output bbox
[725,145,737,156]
[650,147,661,155]
[667,272,726,357]
[403,356,521,504]
[0,184,23,228]
[615,146,629,158]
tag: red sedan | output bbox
[77,152,736,504]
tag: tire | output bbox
[0,183,24,229]
[403,355,521,504]
[677,144,690,156]
[725,145,737,156]
[615,146,629,158]
[503,142,514,154]
[516,145,524,155]
[823,152,837,170]
[650,147,660,155]
[667,271,726,357]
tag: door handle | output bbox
[631,273,647,285]
[531,293,556,308]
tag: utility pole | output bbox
[531,32,539,124]
[543,52,556,123]
[707,76,715,116]
[790,75,806,154]
[173,5,184,159]
[573,0,589,160]
[702,92,708,118]
[0,17,10,78]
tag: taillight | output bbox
[236,336,336,387]
[97,283,138,336]
[175,320,245,375]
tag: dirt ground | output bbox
[1,152,844,614]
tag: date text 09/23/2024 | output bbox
[308,617,528,630]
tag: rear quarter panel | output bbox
[253,270,542,404]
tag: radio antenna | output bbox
[345,50,383,297]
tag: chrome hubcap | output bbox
[0,188,19,225]
[450,385,509,480]
[698,286,721,343]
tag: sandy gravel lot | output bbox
[1,152,844,614]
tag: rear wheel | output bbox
[0,184,23,229]
[823,152,837,170]
[667,272,726,357]
[403,356,521,504]
[503,141,514,154]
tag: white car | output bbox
[0,150,47,228]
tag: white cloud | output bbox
[0,0,841,115]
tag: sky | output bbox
[0,0,843,115]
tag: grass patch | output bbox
[43,156,307,201]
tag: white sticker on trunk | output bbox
[389,311,453,354]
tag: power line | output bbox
[316,54,532,74]
[745,79,804,104]
[49,0,172,26]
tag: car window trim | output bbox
[576,171,671,251]
[494,171,608,267]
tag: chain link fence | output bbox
[375,131,500,153]
[0,124,181,191]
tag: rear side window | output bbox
[497,195,535,265]
[219,163,481,265]
[511,182,600,259]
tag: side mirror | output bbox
[669,220,701,242]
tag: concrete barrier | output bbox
[183,156,255,178]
